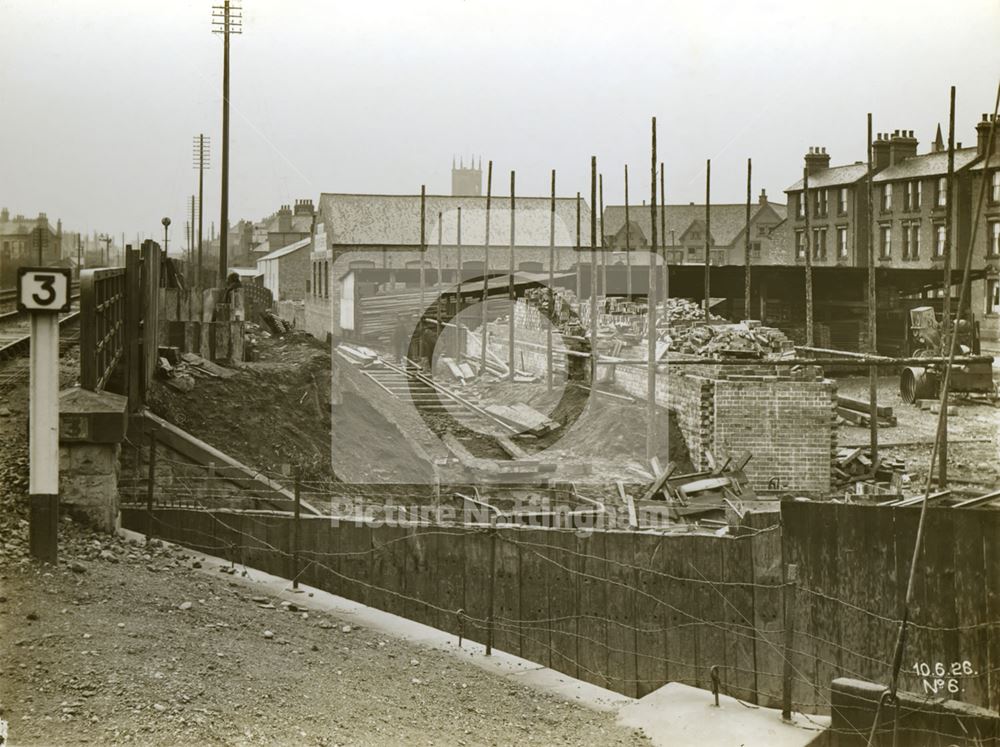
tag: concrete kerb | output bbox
[117,527,632,714]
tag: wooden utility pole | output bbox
[508,171,516,381]
[647,119,658,462]
[547,169,556,392]
[420,185,426,319]
[660,163,667,306]
[193,134,209,287]
[704,159,711,318]
[575,193,582,300]
[625,165,632,298]
[481,161,493,374]
[866,114,879,463]
[456,206,463,357]
[940,86,957,487]
[437,211,443,336]
[599,173,607,297]
[590,157,598,385]
[212,0,241,286]
[744,158,752,320]
[803,166,814,346]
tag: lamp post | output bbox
[161,217,171,254]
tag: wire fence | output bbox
[117,458,1000,739]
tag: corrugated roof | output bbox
[317,194,594,247]
[255,236,311,263]
[603,203,777,247]
[872,147,980,182]
[786,163,869,192]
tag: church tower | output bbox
[451,156,483,196]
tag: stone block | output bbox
[59,387,129,444]
[60,472,118,532]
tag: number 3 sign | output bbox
[17,267,72,313]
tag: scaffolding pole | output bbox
[547,169,556,392]
[647,119,658,462]
[480,161,493,375]
[508,171,516,381]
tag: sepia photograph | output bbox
[1,0,999,744]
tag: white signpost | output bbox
[18,266,71,562]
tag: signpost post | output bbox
[18,266,72,563]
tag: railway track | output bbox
[0,300,82,396]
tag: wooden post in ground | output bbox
[292,472,301,589]
[940,86,956,488]
[781,562,798,721]
[486,514,497,656]
[866,114,879,463]
[704,159,711,318]
[547,169,556,392]
[146,433,157,544]
[744,158,752,320]
[508,171,516,381]
[647,118,658,462]
[420,185,426,318]
[625,164,632,298]
[481,161,493,375]
[660,163,667,309]
[437,211,443,336]
[803,166,814,346]
[456,207,463,358]
[575,192,582,300]
[599,173,607,297]
[590,157,598,385]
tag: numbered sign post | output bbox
[18,267,71,563]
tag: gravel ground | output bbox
[0,527,647,747]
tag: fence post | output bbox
[781,562,798,721]
[486,514,497,656]
[146,432,157,545]
[292,472,301,590]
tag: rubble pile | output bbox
[665,321,792,358]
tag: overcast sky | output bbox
[1,0,998,242]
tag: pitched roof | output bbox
[602,203,772,247]
[786,163,869,192]
[872,147,980,182]
[0,218,56,237]
[255,236,311,263]
[317,194,594,247]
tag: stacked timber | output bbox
[833,447,907,488]
[836,395,897,427]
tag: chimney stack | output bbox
[276,204,292,233]
[977,113,999,157]
[0,208,8,223]
[872,133,891,171]
[758,188,768,205]
[804,146,831,176]
[889,129,918,165]
[293,198,314,216]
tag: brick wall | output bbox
[472,300,837,493]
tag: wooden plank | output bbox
[462,528,491,647]
[633,533,668,698]
[371,524,409,619]
[546,530,579,681]
[837,395,893,418]
[403,524,434,628]
[297,515,325,590]
[492,528,521,657]
[986,511,1000,713]
[721,535,757,702]
[430,528,467,637]
[912,508,959,701]
[605,531,638,698]
[747,510,784,707]
[576,531,609,690]
[664,534,698,690]
[691,535,725,691]
[810,504,841,709]
[951,510,990,710]
[517,528,551,668]
[780,501,819,712]
[337,521,372,608]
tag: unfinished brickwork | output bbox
[474,300,838,493]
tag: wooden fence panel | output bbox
[576,531,609,690]
[545,530,579,681]
[664,535,698,689]
[430,527,466,636]
[517,528,552,668]
[721,535,758,702]
[748,513,784,707]
[461,529,491,646]
[338,521,373,608]
[633,533,667,698]
[605,532,638,698]
[692,535,724,691]
[812,505,842,709]
[952,510,990,713]
[492,529,522,657]
[369,525,408,618]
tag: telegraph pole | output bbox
[98,234,112,266]
[193,134,210,287]
[212,0,242,286]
